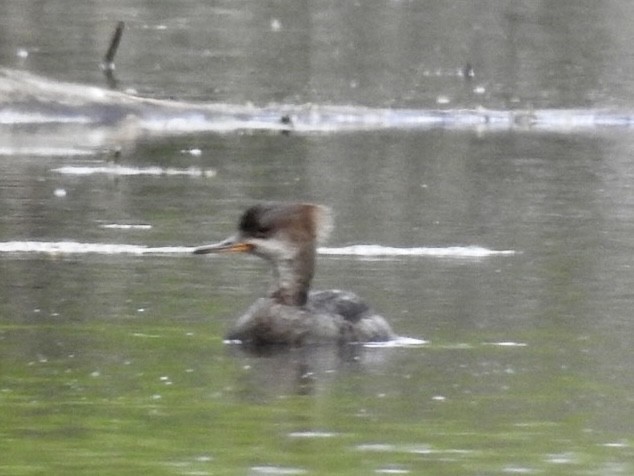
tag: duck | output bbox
[193,202,395,346]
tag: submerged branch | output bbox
[100,21,125,89]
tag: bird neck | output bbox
[269,244,315,306]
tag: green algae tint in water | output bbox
[2,1,634,474]
[1,313,633,475]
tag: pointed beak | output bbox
[192,236,254,255]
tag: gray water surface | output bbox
[2,1,634,475]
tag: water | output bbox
[2,1,634,474]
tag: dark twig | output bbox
[100,21,125,89]
[102,21,125,70]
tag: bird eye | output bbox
[254,225,271,238]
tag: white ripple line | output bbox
[0,241,516,258]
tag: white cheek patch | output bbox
[251,237,296,261]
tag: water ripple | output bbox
[53,165,216,177]
[0,241,515,258]
[319,245,516,258]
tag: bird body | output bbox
[194,202,395,346]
